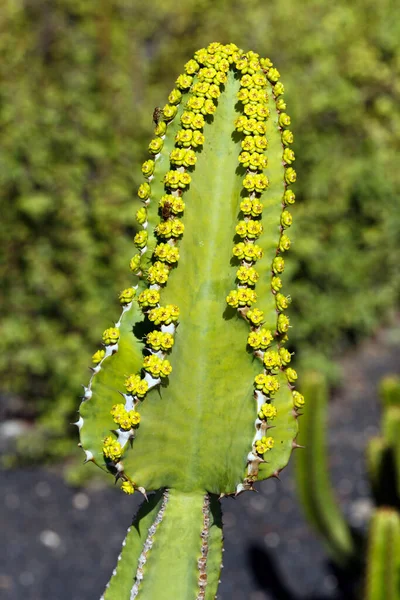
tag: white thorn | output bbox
[82,386,92,400]
[247,451,259,462]
[254,390,266,411]
[235,483,246,495]
[144,372,161,388]
[138,486,148,500]
[116,429,132,448]
[84,449,94,463]
[123,394,135,411]
[104,344,118,358]
[72,416,84,430]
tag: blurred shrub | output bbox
[0,0,399,464]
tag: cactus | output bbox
[294,371,356,567]
[295,372,400,598]
[365,509,400,600]
[77,42,302,600]
[367,376,400,507]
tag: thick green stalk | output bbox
[365,509,400,600]
[77,42,301,598]
[368,377,400,506]
[294,371,355,566]
[103,490,223,600]
[379,375,400,409]
[367,437,392,505]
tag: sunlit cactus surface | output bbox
[77,41,303,600]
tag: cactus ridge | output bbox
[128,489,170,598]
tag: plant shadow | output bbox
[247,544,361,600]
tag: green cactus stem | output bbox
[379,375,400,409]
[365,508,400,600]
[294,371,356,567]
[367,377,400,506]
[77,42,301,599]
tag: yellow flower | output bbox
[128,411,141,426]
[136,207,147,225]
[141,160,155,177]
[119,288,136,305]
[279,348,292,365]
[136,380,149,398]
[263,375,280,395]
[129,254,141,273]
[277,314,290,333]
[102,328,120,345]
[247,308,264,326]
[255,436,274,455]
[103,438,122,461]
[247,331,261,349]
[286,368,298,383]
[121,481,135,495]
[293,391,305,408]
[138,183,151,200]
[148,137,163,154]
[176,74,193,90]
[160,360,172,377]
[125,374,141,393]
[160,332,174,351]
[226,290,239,308]
[259,329,273,349]
[92,349,105,364]
[263,351,281,370]
[134,230,148,249]
[259,404,277,420]
[147,331,163,351]
[271,276,282,292]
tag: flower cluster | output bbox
[258,403,277,421]
[148,304,180,325]
[226,288,257,308]
[121,481,135,495]
[155,219,185,239]
[225,50,304,469]
[92,349,105,364]
[143,355,172,378]
[254,436,274,455]
[147,262,170,285]
[137,289,161,309]
[102,327,120,346]
[111,403,141,430]
[159,195,185,215]
[226,53,270,326]
[124,374,149,398]
[102,436,122,461]
[146,331,174,352]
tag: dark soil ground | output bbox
[1,324,400,600]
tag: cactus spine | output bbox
[77,42,301,599]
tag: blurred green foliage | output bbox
[1,0,399,465]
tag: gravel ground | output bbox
[1,324,400,600]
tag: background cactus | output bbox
[78,42,302,599]
[295,372,400,599]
